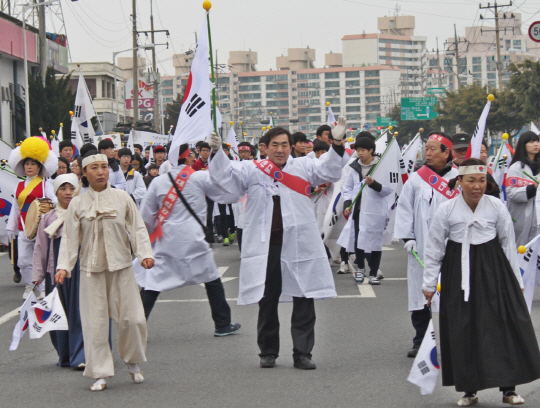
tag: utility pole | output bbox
[132,0,139,124]
[436,37,442,87]
[38,0,46,84]
[479,1,513,91]
[444,25,468,90]
[138,0,169,132]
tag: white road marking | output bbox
[383,278,407,281]
[0,252,7,256]
[221,277,238,283]
[357,283,377,298]
[0,307,20,326]
[199,267,230,287]
[382,246,395,251]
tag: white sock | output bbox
[126,363,140,374]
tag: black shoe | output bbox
[260,355,276,368]
[13,271,21,283]
[293,356,316,370]
[407,344,420,358]
[214,323,241,337]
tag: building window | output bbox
[366,113,378,120]
[239,76,261,83]
[325,81,340,88]
[325,89,340,96]
[325,72,339,79]
[266,84,278,90]
[365,70,379,77]
[239,85,261,91]
[366,105,380,112]
[326,98,340,104]
[162,80,173,87]
[472,57,481,65]
[346,106,361,112]
[346,88,360,95]
[366,96,380,103]
[365,79,380,86]
[345,71,360,78]
[365,88,380,94]
[239,93,261,100]
[346,80,360,87]
[472,65,482,73]
[162,88,173,95]
[277,84,288,90]
[346,97,361,104]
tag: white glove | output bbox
[404,240,417,255]
[330,116,348,141]
[208,132,221,151]
[7,230,17,241]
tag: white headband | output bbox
[82,154,108,168]
[458,165,488,176]
[53,173,79,194]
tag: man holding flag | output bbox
[395,131,459,358]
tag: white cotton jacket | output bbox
[209,147,342,305]
[423,194,523,297]
[57,185,153,276]
[394,165,459,311]
[124,168,147,206]
[109,166,126,191]
[136,166,239,291]
[507,162,538,245]
[338,157,393,253]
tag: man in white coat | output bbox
[394,131,459,358]
[118,148,146,206]
[137,144,241,337]
[208,118,348,370]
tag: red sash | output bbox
[15,180,44,231]
[254,159,311,197]
[416,166,460,199]
[504,176,536,188]
[150,167,195,242]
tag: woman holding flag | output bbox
[507,131,540,245]
[423,158,540,407]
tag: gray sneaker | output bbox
[354,270,365,284]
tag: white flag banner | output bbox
[407,319,440,395]
[145,145,155,169]
[0,169,21,245]
[73,73,96,147]
[375,133,389,156]
[400,133,422,183]
[10,291,38,350]
[132,130,169,149]
[126,130,134,153]
[371,138,402,246]
[29,287,68,339]
[532,122,540,135]
[492,143,513,205]
[215,107,222,132]
[90,133,123,150]
[226,126,238,150]
[465,99,491,160]
[169,13,213,164]
[326,106,336,127]
[70,120,84,150]
[518,235,540,313]
[51,127,61,157]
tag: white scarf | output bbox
[43,206,67,238]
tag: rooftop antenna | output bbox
[394,2,401,17]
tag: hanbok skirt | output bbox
[439,238,540,392]
[44,237,85,368]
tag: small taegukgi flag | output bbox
[10,291,38,350]
[326,105,336,127]
[407,319,440,395]
[28,287,68,339]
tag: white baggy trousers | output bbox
[79,266,147,379]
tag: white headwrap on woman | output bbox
[44,173,79,238]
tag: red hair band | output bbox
[429,134,454,150]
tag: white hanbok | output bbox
[507,162,538,245]
[394,165,459,311]
[209,147,343,305]
[137,166,238,292]
[125,168,146,206]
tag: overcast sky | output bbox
[57,0,540,77]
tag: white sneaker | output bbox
[457,395,478,406]
[376,270,384,280]
[338,261,350,274]
[22,284,33,300]
[354,269,365,284]
[502,392,524,405]
[348,259,358,273]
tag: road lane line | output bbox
[199,267,230,287]
[357,283,376,297]
[0,307,20,326]
[156,295,370,303]
[383,278,407,281]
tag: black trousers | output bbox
[353,214,382,275]
[205,197,215,244]
[411,305,431,345]
[257,244,316,360]
[218,203,236,238]
[140,277,231,328]
[237,228,243,252]
[340,247,350,263]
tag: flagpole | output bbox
[78,65,104,135]
[348,132,398,211]
[203,1,218,137]
[401,128,423,156]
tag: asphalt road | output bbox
[1,241,540,408]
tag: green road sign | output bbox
[376,117,398,127]
[401,97,438,121]
[427,87,446,95]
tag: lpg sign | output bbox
[125,78,154,109]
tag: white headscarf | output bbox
[44,174,79,238]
